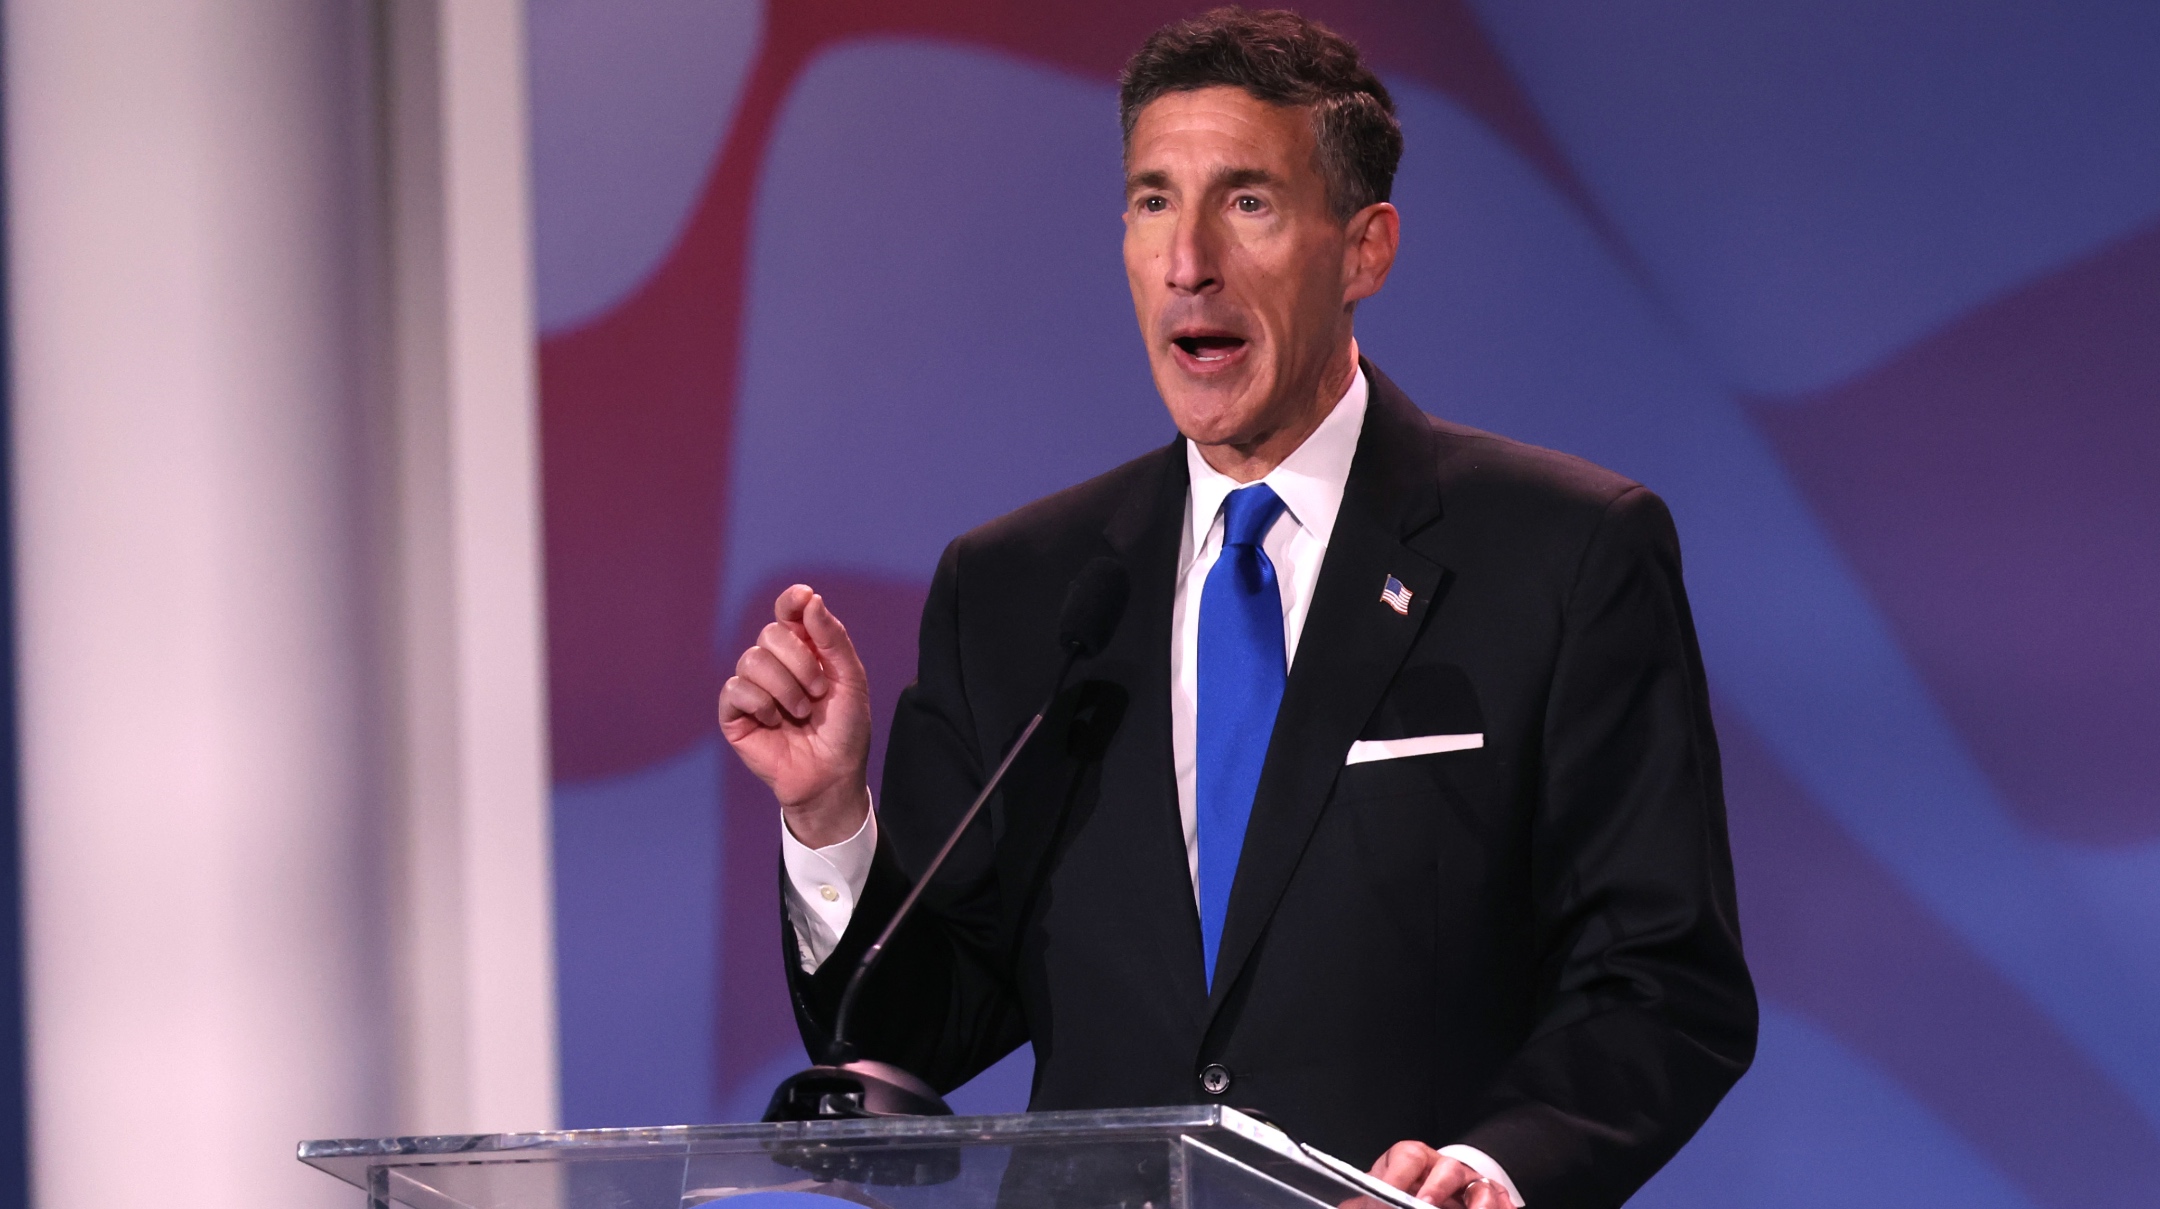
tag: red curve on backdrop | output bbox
[1753,219,2160,843]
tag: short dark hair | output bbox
[1119,7,1402,221]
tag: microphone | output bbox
[764,557,1130,1125]
[1056,555,1131,660]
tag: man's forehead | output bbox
[1123,87,1317,178]
[1129,87,1311,148]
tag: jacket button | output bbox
[1199,1064,1232,1095]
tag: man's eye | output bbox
[1236,196,1263,213]
[1140,196,1167,213]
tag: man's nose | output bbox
[1165,211,1221,295]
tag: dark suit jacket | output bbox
[786,363,1756,1209]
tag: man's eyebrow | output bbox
[1215,166,1280,190]
[1125,166,1283,197]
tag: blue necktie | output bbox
[1196,484,1289,990]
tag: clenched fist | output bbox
[718,584,873,847]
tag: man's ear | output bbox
[1342,202,1400,305]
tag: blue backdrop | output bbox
[527,3,2160,1205]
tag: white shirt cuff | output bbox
[779,794,878,973]
[1438,1145,1525,1208]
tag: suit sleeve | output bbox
[783,538,1029,1090]
[1456,486,1758,1208]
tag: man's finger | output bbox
[1460,1179,1510,1209]
[773,583,816,625]
[718,676,784,730]
[1412,1157,1471,1207]
[737,646,815,719]
[759,621,828,697]
[802,593,868,687]
[1367,1141,1435,1193]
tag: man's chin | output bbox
[1162,407,1257,450]
[1155,374,1261,436]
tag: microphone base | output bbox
[762,1061,959,1186]
[761,1059,953,1122]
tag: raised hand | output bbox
[718,585,873,847]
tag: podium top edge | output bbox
[298,1103,1244,1165]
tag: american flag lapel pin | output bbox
[1380,574,1413,615]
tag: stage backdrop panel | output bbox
[527,3,2160,1205]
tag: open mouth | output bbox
[1171,334,1249,367]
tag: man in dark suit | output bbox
[718,10,1755,1208]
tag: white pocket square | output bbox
[1344,733,1483,765]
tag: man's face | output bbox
[1122,86,1383,459]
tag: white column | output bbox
[379,0,559,1135]
[6,3,392,1206]
[6,0,556,1203]
[437,0,558,1134]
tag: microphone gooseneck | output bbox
[764,558,1129,1123]
[825,556,1130,1062]
[823,646,1075,1062]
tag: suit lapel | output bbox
[1098,438,1213,1021]
[1205,364,1447,1020]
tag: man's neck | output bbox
[1195,341,1360,483]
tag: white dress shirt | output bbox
[777,368,1523,1205]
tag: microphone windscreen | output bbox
[1057,557,1130,658]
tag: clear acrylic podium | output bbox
[299,1105,1426,1209]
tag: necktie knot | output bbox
[1221,484,1286,550]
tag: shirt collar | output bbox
[1185,366,1368,555]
